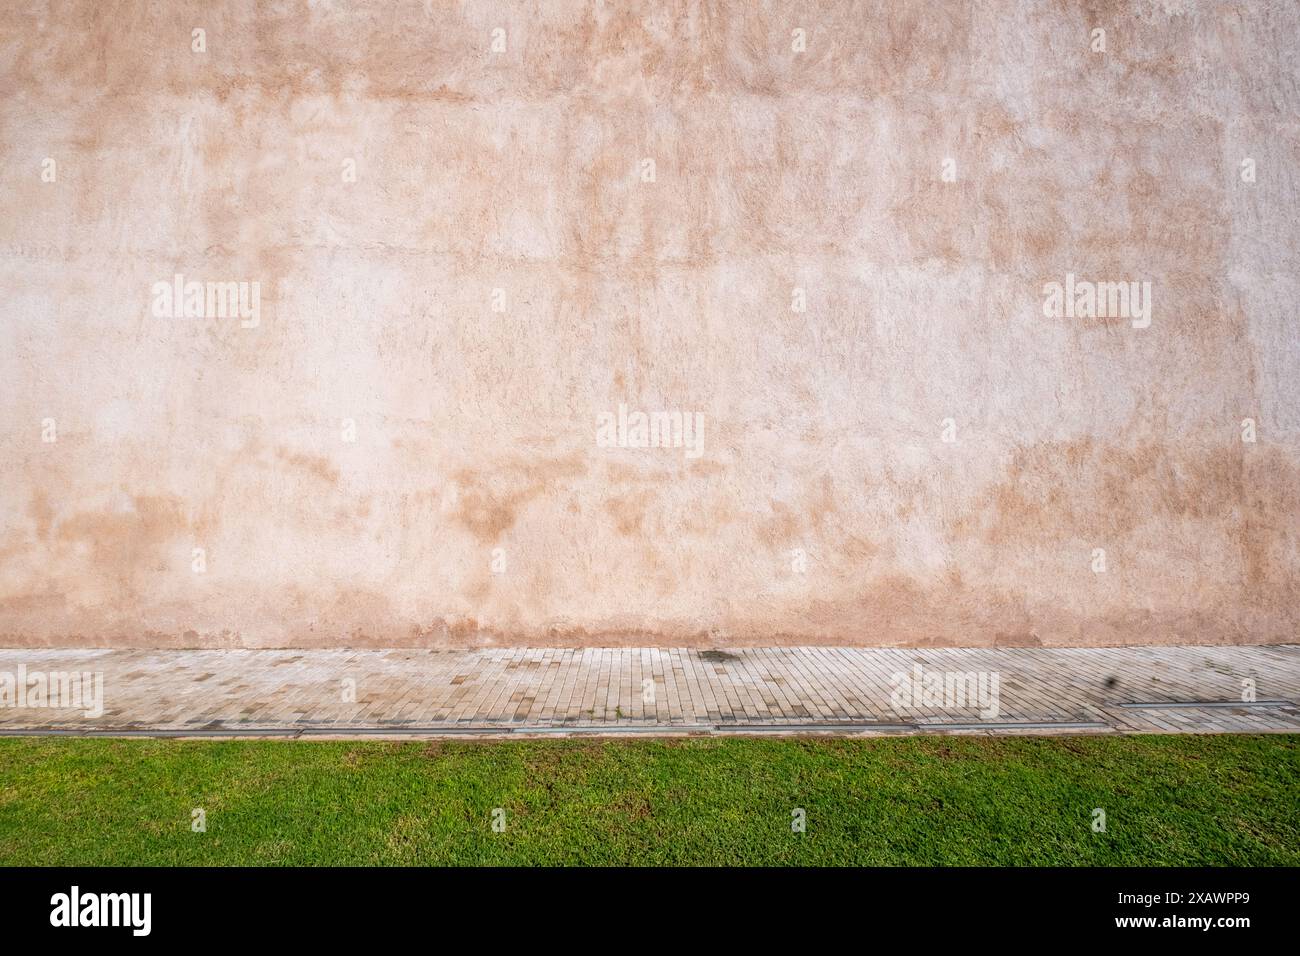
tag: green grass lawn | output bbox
[0,734,1295,865]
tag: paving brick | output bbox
[0,646,1296,736]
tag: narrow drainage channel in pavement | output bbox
[1115,699,1295,709]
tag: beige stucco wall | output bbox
[2,1,1297,648]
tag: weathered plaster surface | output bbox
[1,1,1297,648]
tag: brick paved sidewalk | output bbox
[1,646,1297,738]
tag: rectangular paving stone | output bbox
[0,646,1295,737]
